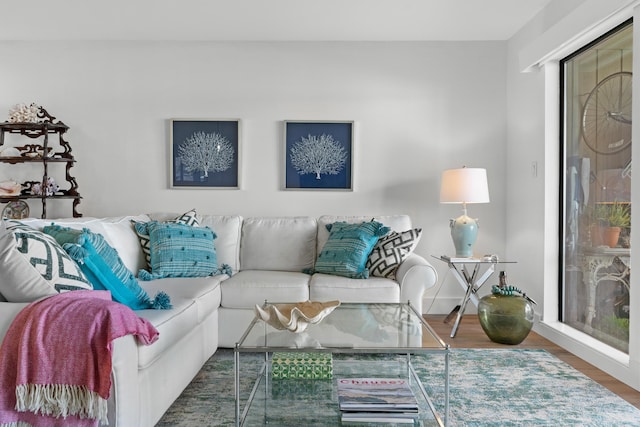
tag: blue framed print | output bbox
[170,119,240,189]
[284,120,354,190]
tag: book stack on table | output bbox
[337,378,419,424]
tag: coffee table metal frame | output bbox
[234,301,450,426]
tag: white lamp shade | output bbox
[440,168,490,204]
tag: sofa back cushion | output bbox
[16,214,150,275]
[316,215,413,254]
[100,215,151,273]
[148,213,242,274]
[240,217,317,271]
[17,216,107,234]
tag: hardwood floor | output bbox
[424,314,640,410]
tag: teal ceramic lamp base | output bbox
[450,213,478,257]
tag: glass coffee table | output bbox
[235,302,450,426]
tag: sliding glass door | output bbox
[561,21,632,352]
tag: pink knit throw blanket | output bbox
[0,291,159,427]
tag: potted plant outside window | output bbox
[591,202,630,248]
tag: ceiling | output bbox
[0,0,553,42]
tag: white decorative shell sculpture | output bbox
[254,300,340,333]
[0,180,22,196]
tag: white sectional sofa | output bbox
[0,213,437,427]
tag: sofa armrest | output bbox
[1,305,141,427]
[0,302,29,343]
[108,335,140,427]
[395,253,438,314]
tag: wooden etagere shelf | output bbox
[0,107,82,218]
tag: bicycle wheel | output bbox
[581,71,632,154]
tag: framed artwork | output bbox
[170,119,240,189]
[284,120,354,190]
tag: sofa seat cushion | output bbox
[221,270,310,308]
[141,276,222,324]
[135,276,222,368]
[309,273,400,303]
[134,297,198,369]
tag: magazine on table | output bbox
[337,378,419,412]
[341,411,418,424]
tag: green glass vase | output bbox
[477,294,535,345]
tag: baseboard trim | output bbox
[422,297,478,316]
[536,320,639,391]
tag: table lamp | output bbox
[440,167,490,257]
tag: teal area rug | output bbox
[156,348,640,426]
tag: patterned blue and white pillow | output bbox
[171,208,200,226]
[138,221,217,280]
[312,221,390,279]
[366,228,422,280]
[0,220,91,302]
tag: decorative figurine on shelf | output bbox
[477,271,536,345]
[0,179,22,196]
[31,177,59,196]
[1,200,29,219]
[7,103,41,123]
[0,147,21,158]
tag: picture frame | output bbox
[284,120,354,190]
[169,119,240,189]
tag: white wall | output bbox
[0,41,507,312]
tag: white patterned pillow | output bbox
[132,209,201,269]
[0,220,92,302]
[171,208,200,226]
[366,228,422,280]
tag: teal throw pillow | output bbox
[312,221,390,279]
[43,224,83,245]
[132,208,200,269]
[138,221,218,281]
[62,228,171,310]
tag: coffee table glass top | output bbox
[236,302,446,353]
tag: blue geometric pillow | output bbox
[312,221,390,279]
[62,228,171,310]
[138,221,218,281]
